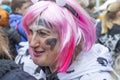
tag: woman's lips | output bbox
[33,51,45,57]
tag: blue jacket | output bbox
[9,13,27,42]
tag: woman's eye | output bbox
[29,30,33,35]
[38,31,48,37]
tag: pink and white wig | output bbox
[22,0,96,72]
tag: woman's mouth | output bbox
[33,51,45,57]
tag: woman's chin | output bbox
[32,57,47,66]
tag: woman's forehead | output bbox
[29,23,49,31]
[29,18,59,33]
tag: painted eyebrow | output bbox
[37,29,51,34]
[29,28,51,34]
[29,25,52,34]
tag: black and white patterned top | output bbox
[98,24,120,54]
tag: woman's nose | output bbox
[29,33,39,48]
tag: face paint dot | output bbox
[45,38,57,50]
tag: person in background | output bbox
[10,0,33,42]
[76,0,96,19]
[86,0,96,18]
[1,0,11,7]
[0,28,12,59]
[0,8,21,59]
[97,2,120,75]
[0,28,37,80]
[96,0,120,39]
[22,0,120,80]
[76,0,89,8]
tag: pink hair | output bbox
[22,0,96,72]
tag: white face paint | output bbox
[29,21,48,32]
[28,22,49,42]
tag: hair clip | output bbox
[55,0,80,19]
[31,0,40,3]
[56,0,66,6]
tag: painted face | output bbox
[28,21,60,67]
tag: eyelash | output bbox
[29,29,49,37]
[37,31,48,37]
[29,30,33,35]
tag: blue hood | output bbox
[9,13,22,28]
[9,13,27,41]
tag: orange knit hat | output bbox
[0,8,9,27]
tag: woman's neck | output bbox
[49,63,57,73]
